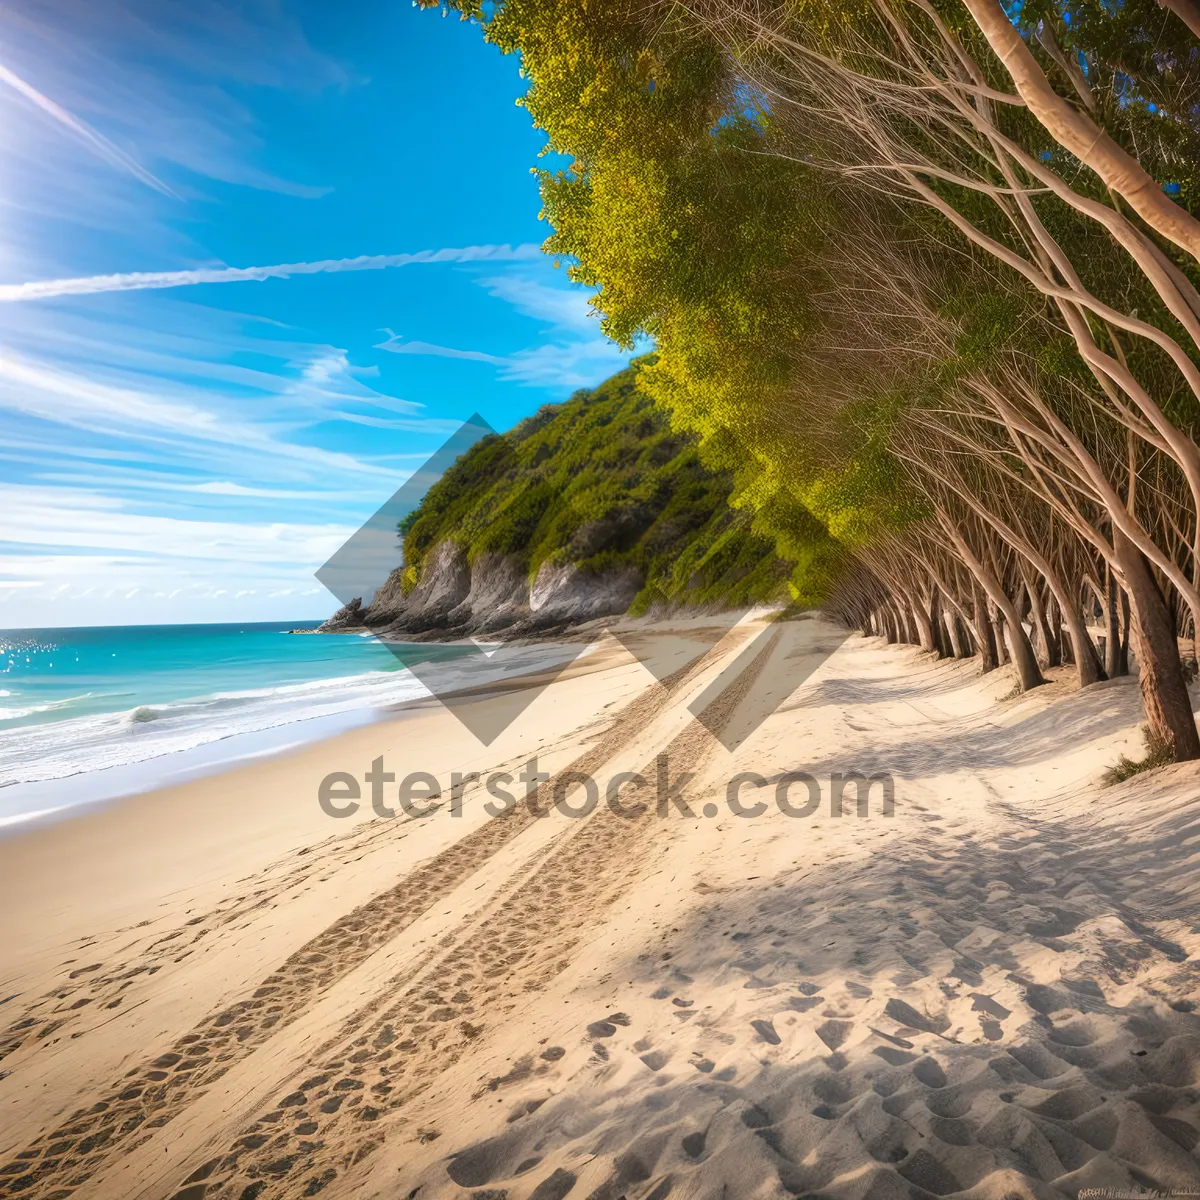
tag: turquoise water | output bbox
[0,621,590,826]
[4,622,385,726]
[0,622,444,794]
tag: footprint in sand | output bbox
[884,996,950,1034]
[585,1012,631,1038]
[913,1056,947,1088]
[752,1018,782,1045]
[816,1019,853,1050]
[788,995,823,1012]
[528,1167,576,1200]
[874,1046,917,1065]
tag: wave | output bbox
[0,670,430,788]
[0,640,593,792]
[0,693,96,722]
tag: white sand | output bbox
[0,614,1197,1199]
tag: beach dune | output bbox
[0,614,1198,1199]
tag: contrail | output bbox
[0,244,545,303]
[0,61,180,199]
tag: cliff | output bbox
[321,364,798,639]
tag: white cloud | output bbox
[0,243,543,302]
[0,0,348,224]
[373,268,634,389]
[503,339,631,388]
[477,274,600,336]
[0,483,352,563]
[0,348,398,481]
[0,60,179,198]
[374,329,629,389]
[374,331,508,366]
[0,483,360,624]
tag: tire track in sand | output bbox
[180,629,781,1200]
[0,630,755,1200]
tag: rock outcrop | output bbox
[318,540,643,641]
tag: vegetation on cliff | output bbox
[399,364,833,613]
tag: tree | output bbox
[430,0,1200,761]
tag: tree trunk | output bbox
[943,609,965,658]
[929,589,948,657]
[1042,589,1063,667]
[999,606,1044,691]
[992,604,1009,665]
[1105,563,1123,679]
[962,0,1200,264]
[1061,621,1075,665]
[957,615,976,657]
[1119,588,1131,675]
[1157,0,1200,40]
[1062,598,1104,685]
[976,587,999,673]
[908,594,935,651]
[1112,526,1200,760]
[1024,576,1059,668]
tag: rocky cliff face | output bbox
[319,540,642,640]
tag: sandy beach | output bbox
[1,614,1198,1200]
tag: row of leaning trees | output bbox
[429,0,1200,763]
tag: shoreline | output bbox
[0,609,766,831]
[0,704,384,835]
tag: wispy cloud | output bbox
[504,340,632,388]
[0,483,352,565]
[376,330,629,389]
[477,274,600,336]
[0,0,349,237]
[0,243,543,302]
[1,352,293,452]
[375,268,632,390]
[0,60,180,198]
[0,485,350,624]
[374,331,508,366]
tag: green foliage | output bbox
[400,366,826,609]
[424,0,858,559]
[421,0,1200,602]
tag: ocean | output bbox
[0,622,471,827]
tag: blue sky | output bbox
[0,0,629,628]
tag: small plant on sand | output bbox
[1102,726,1176,785]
